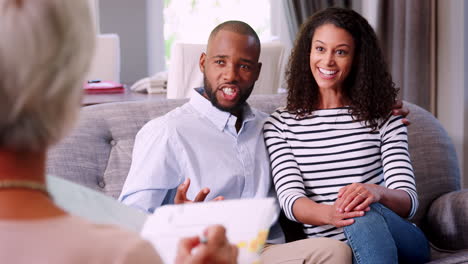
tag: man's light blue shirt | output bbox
[119,88,284,243]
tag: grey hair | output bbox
[0,0,95,151]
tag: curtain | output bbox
[375,0,435,112]
[284,0,351,43]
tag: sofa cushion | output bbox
[426,190,468,250]
[405,104,461,226]
[48,95,461,220]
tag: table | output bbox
[82,88,166,106]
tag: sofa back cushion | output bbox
[47,95,460,226]
[47,94,286,197]
[405,102,461,226]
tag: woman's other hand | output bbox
[175,225,238,264]
[335,183,383,213]
[292,197,366,228]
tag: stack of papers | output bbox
[141,198,278,264]
[84,80,124,94]
[130,71,168,94]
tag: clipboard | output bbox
[140,198,278,264]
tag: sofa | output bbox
[47,94,468,263]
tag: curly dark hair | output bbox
[286,7,398,129]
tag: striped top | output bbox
[263,107,418,241]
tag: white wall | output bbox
[98,0,149,85]
[437,0,467,187]
[95,0,167,84]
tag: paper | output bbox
[141,198,278,264]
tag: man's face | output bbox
[199,30,262,114]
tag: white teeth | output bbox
[222,87,234,95]
[319,68,337,75]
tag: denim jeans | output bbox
[343,203,430,264]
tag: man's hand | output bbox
[174,178,224,204]
[392,99,411,126]
[175,225,238,264]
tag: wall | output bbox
[88,0,99,33]
[437,0,467,187]
[146,0,165,76]
[98,0,149,85]
[465,0,468,188]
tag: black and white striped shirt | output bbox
[263,107,418,241]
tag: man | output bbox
[119,20,352,263]
[120,20,406,263]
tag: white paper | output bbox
[141,198,278,264]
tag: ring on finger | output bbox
[357,192,365,197]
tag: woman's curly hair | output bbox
[286,7,398,130]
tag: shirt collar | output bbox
[190,88,255,131]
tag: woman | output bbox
[264,7,430,264]
[0,0,236,263]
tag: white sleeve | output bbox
[263,110,307,222]
[119,116,183,213]
[380,115,418,219]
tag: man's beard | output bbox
[203,76,253,113]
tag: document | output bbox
[140,198,278,264]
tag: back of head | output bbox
[208,20,261,58]
[0,0,95,152]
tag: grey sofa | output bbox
[47,94,468,263]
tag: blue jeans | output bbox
[343,203,430,264]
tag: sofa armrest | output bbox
[426,189,468,250]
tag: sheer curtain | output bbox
[284,0,351,43]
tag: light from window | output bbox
[163,0,271,62]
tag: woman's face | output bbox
[309,23,355,92]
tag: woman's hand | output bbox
[325,202,365,228]
[335,183,383,213]
[292,197,366,227]
[175,225,238,264]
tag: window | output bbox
[163,0,271,64]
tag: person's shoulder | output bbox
[380,113,404,127]
[40,215,145,245]
[138,103,192,137]
[65,215,138,238]
[250,106,268,120]
[378,113,406,133]
[67,216,162,263]
[267,106,290,120]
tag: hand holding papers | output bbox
[175,225,238,264]
[141,198,278,264]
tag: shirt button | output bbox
[98,180,106,188]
